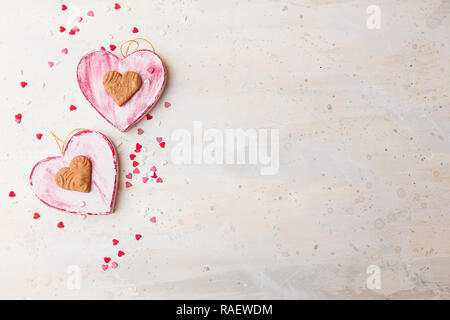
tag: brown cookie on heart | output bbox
[55,155,92,193]
[103,71,142,106]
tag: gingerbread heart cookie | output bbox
[55,155,92,193]
[103,71,142,106]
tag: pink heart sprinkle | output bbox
[111,262,118,269]
[125,182,132,188]
[48,61,54,68]
[137,128,144,135]
[125,173,132,179]
[101,264,108,271]
[150,166,157,172]
[150,217,156,223]
[142,177,149,183]
[76,16,83,22]
[156,177,163,183]
[164,102,171,108]
[61,48,68,54]
[73,26,80,32]
[133,168,140,174]
[87,10,94,17]
[156,137,162,143]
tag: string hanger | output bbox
[120,38,155,58]
[50,128,86,156]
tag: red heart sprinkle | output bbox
[137,128,144,135]
[59,26,66,32]
[125,182,132,188]
[150,217,156,223]
[129,154,136,160]
[112,239,119,246]
[118,250,125,257]
[132,161,139,167]
[125,173,132,179]
[69,29,76,35]
[9,191,16,197]
[114,3,121,9]
[104,257,111,263]
[15,113,22,124]
[33,212,40,219]
[61,4,68,11]
[36,133,43,140]
[142,177,149,183]
[133,168,140,174]
[156,177,163,183]
[135,234,142,240]
[109,44,116,51]
[136,143,142,149]
[57,221,64,228]
[20,82,28,88]
[146,114,152,120]
[100,46,106,51]
[159,142,165,148]
[69,105,77,111]
[132,27,139,33]
[151,172,157,179]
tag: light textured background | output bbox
[0,0,449,299]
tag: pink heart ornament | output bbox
[30,130,118,215]
[77,50,167,131]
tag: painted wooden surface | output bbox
[0,0,449,299]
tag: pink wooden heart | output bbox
[30,130,119,215]
[77,49,166,132]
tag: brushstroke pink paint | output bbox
[29,130,119,215]
[77,49,167,132]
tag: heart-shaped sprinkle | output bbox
[57,221,64,228]
[150,217,156,223]
[104,257,111,263]
[132,161,139,167]
[103,71,142,106]
[118,250,125,257]
[159,142,165,148]
[59,26,66,32]
[55,155,92,193]
[125,182,132,188]
[112,239,119,246]
[76,17,83,22]
[33,212,40,219]
[137,128,144,135]
[133,168,140,174]
[61,4,68,11]
[151,172,157,179]
[150,166,157,172]
[135,234,142,240]
[73,26,80,32]
[48,61,54,68]
[70,105,77,111]
[156,137,162,143]
[61,48,68,54]
[20,82,28,88]
[129,154,136,160]
[146,114,152,120]
[87,10,94,17]
[101,264,108,271]
[114,3,121,10]
[109,44,116,51]
[100,46,106,51]
[125,173,132,179]
[36,133,43,140]
[132,27,139,33]
[15,114,22,124]
[69,29,75,35]
[164,102,171,108]
[9,191,16,197]
[142,177,149,183]
[111,261,118,268]
[156,177,163,183]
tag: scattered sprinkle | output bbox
[69,105,77,111]
[104,257,111,263]
[156,177,163,183]
[14,113,22,124]
[61,48,68,54]
[114,3,121,10]
[61,4,68,11]
[135,234,142,240]
[146,114,153,120]
[125,182,132,188]
[20,81,28,88]
[9,191,16,197]
[137,128,144,135]
[36,133,43,140]
[101,264,108,271]
[132,161,139,167]
[164,102,171,108]
[59,26,66,32]
[132,27,139,33]
[142,177,149,183]
[109,44,116,51]
[76,16,83,23]
[150,217,156,223]
[33,212,40,219]
[129,154,136,160]
[159,142,166,148]
[125,173,132,179]
[112,239,119,246]
[156,137,162,143]
[111,261,118,268]
[87,10,94,17]
[100,46,106,51]
[133,168,140,174]
[48,61,54,68]
[150,166,157,172]
[118,250,125,257]
[57,221,64,228]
